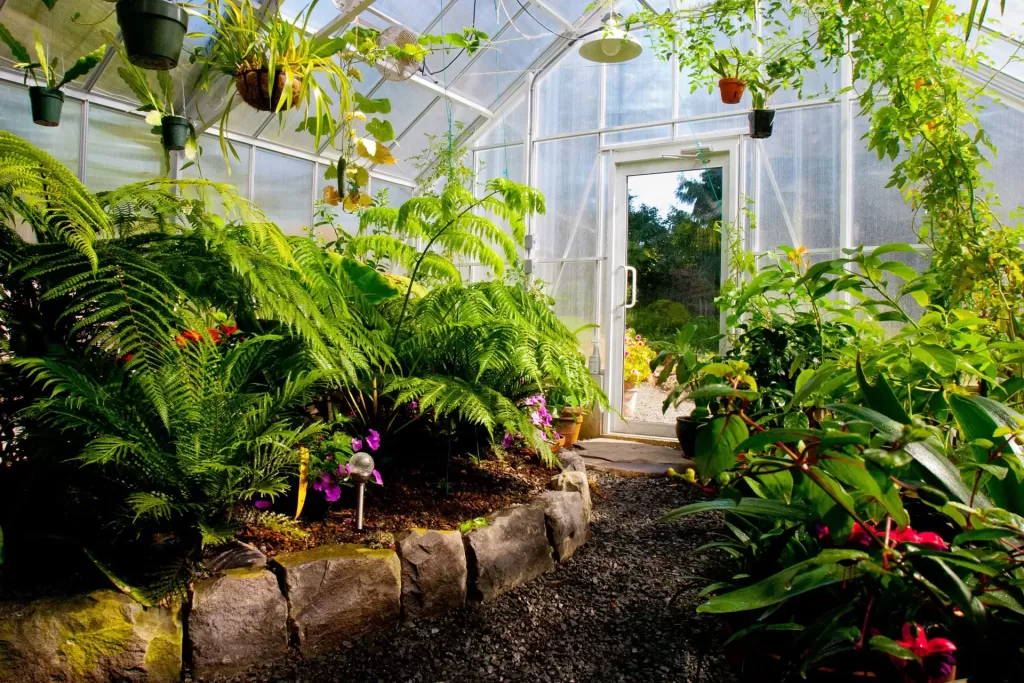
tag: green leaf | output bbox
[0,21,31,65]
[879,260,918,281]
[42,0,58,8]
[949,394,1024,513]
[786,363,838,411]
[907,555,986,625]
[694,415,748,482]
[355,92,391,114]
[338,256,400,304]
[855,358,911,423]
[687,384,759,401]
[910,344,958,376]
[365,117,395,142]
[697,550,868,613]
[736,428,819,452]
[869,636,920,663]
[954,528,1018,544]
[57,44,107,89]
[871,243,919,258]
[660,497,812,522]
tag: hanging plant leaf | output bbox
[366,117,395,142]
[354,92,391,114]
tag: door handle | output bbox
[625,266,637,309]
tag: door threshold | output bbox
[598,433,680,449]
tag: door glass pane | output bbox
[623,168,722,429]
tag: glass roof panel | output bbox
[387,97,479,178]
[277,0,342,32]
[370,79,439,136]
[0,0,117,80]
[370,0,445,32]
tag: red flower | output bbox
[219,324,239,336]
[891,623,957,680]
[182,330,202,343]
[120,353,134,363]
[896,623,956,658]
[207,328,222,343]
[175,335,186,346]
[893,528,948,551]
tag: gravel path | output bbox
[630,382,695,424]
[233,473,732,683]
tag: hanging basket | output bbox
[718,78,746,104]
[749,109,776,139]
[115,0,188,71]
[160,115,190,151]
[28,86,64,127]
[235,68,302,112]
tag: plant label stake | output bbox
[348,452,375,531]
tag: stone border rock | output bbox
[0,461,592,682]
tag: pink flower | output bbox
[324,483,342,502]
[893,528,948,551]
[253,499,271,510]
[338,463,351,477]
[312,471,332,492]
[366,429,381,451]
[372,469,383,486]
[351,437,363,452]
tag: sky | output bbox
[627,171,687,222]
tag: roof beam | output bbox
[409,73,494,117]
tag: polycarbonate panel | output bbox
[605,38,673,129]
[771,11,841,105]
[449,6,558,107]
[372,178,413,208]
[852,114,918,247]
[475,95,525,147]
[476,144,525,248]
[370,79,439,137]
[534,135,600,260]
[0,0,115,81]
[978,98,1024,225]
[537,50,601,136]
[0,80,82,175]
[755,104,841,252]
[675,114,749,139]
[420,0,511,79]
[372,0,446,31]
[534,260,600,355]
[252,148,314,235]
[604,125,671,146]
[86,106,163,192]
[277,0,342,32]
[386,97,478,178]
[182,134,250,211]
[537,0,591,22]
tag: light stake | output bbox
[348,451,376,531]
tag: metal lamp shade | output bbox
[578,27,642,63]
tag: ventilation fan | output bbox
[375,25,422,82]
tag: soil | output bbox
[220,471,734,683]
[237,454,556,555]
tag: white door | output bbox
[604,142,737,438]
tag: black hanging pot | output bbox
[28,86,64,127]
[160,115,190,151]
[749,109,776,139]
[115,0,188,71]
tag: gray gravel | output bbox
[228,473,732,683]
[631,382,695,424]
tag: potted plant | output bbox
[708,47,750,104]
[650,324,719,455]
[108,34,197,158]
[550,390,586,448]
[623,329,656,420]
[114,0,188,70]
[0,25,105,127]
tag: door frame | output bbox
[603,137,741,437]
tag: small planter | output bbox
[718,77,746,104]
[235,68,302,112]
[116,0,189,71]
[622,383,640,419]
[675,416,700,458]
[749,108,776,139]
[160,115,190,151]
[556,413,584,448]
[28,86,64,127]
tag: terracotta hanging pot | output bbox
[718,77,746,104]
[235,67,302,112]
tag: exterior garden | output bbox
[1,0,1024,681]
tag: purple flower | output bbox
[366,429,381,452]
[502,433,514,448]
[338,463,351,477]
[324,483,342,502]
[531,410,542,426]
[312,471,332,492]
[351,437,363,452]
[408,401,418,410]
[326,455,334,462]
[254,499,271,509]
[372,469,383,486]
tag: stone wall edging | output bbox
[0,456,591,682]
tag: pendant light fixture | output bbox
[578,13,642,64]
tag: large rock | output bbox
[273,545,400,658]
[550,470,592,522]
[0,590,180,683]
[394,529,467,622]
[533,490,589,562]
[557,451,587,474]
[203,540,266,573]
[189,568,288,679]
[463,505,554,602]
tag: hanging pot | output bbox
[160,115,190,151]
[28,86,64,127]
[235,68,302,112]
[749,108,776,139]
[116,0,188,71]
[718,78,746,104]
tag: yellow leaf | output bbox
[145,110,162,126]
[354,166,370,188]
[295,446,310,520]
[356,138,396,164]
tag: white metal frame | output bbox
[604,137,739,438]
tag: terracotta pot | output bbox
[718,77,746,104]
[622,383,640,419]
[235,67,302,112]
[556,415,584,447]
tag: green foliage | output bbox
[0,23,104,89]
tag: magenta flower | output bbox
[253,499,271,509]
[351,437,363,452]
[338,463,351,478]
[409,401,418,410]
[531,410,543,426]
[372,469,383,486]
[326,455,334,462]
[324,483,342,502]
[312,471,332,492]
[502,433,514,448]
[366,429,381,451]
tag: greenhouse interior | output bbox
[3,0,1024,681]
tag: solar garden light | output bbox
[348,451,376,531]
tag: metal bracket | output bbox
[523,258,534,274]
[524,234,534,250]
